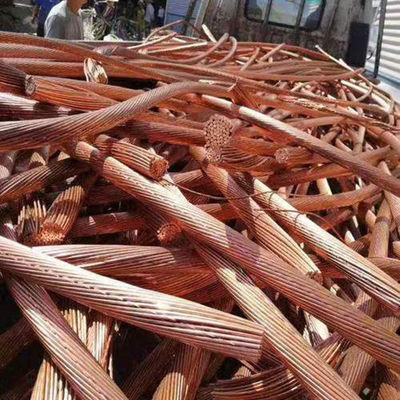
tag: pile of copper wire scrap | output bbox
[2,21,400,400]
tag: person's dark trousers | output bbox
[37,23,45,37]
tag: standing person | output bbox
[31,0,60,37]
[144,0,154,35]
[44,0,86,39]
[157,3,164,27]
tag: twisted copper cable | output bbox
[17,198,47,244]
[377,367,400,399]
[64,140,400,371]
[0,158,89,203]
[38,245,207,277]
[0,93,72,120]
[46,170,209,207]
[122,339,178,400]
[137,205,183,246]
[336,199,394,393]
[0,32,173,82]
[27,146,49,170]
[191,146,320,279]
[235,175,400,315]
[95,135,168,180]
[0,318,35,370]
[0,59,28,95]
[87,311,114,371]
[274,146,327,166]
[211,334,349,400]
[7,278,129,400]
[0,213,128,400]
[152,301,233,400]
[157,144,188,168]
[30,300,90,400]
[380,161,400,235]
[0,370,34,400]
[201,96,400,197]
[0,43,83,61]
[289,183,382,212]
[0,150,17,179]
[216,147,282,174]
[194,242,358,400]
[30,173,96,245]
[0,235,264,360]
[125,121,205,146]
[25,75,116,111]
[152,344,209,400]
[370,257,400,281]
[44,77,201,114]
[68,211,145,238]
[338,314,400,394]
[318,208,354,231]
[266,146,392,187]
[124,271,217,299]
[0,81,227,151]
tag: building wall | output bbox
[203,0,373,58]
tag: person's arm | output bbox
[45,15,65,38]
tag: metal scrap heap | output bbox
[0,21,400,400]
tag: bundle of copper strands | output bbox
[2,20,400,400]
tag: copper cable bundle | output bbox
[1,26,400,400]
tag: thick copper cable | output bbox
[377,368,400,399]
[191,146,320,278]
[64,140,400,372]
[37,245,207,277]
[336,199,396,393]
[25,75,116,111]
[122,339,178,400]
[95,135,168,180]
[0,81,227,151]
[274,146,327,166]
[235,175,400,314]
[194,243,358,400]
[0,158,88,203]
[68,211,145,238]
[0,236,264,360]
[0,43,83,61]
[380,161,400,235]
[0,32,174,82]
[137,205,183,246]
[211,334,348,400]
[123,121,205,146]
[200,97,400,197]
[152,344,208,400]
[7,278,129,400]
[30,173,96,245]
[152,300,232,400]
[30,300,90,400]
[0,59,28,95]
[0,93,72,120]
[44,77,202,115]
[0,212,128,400]
[0,318,35,370]
[266,146,392,187]
[0,370,34,400]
